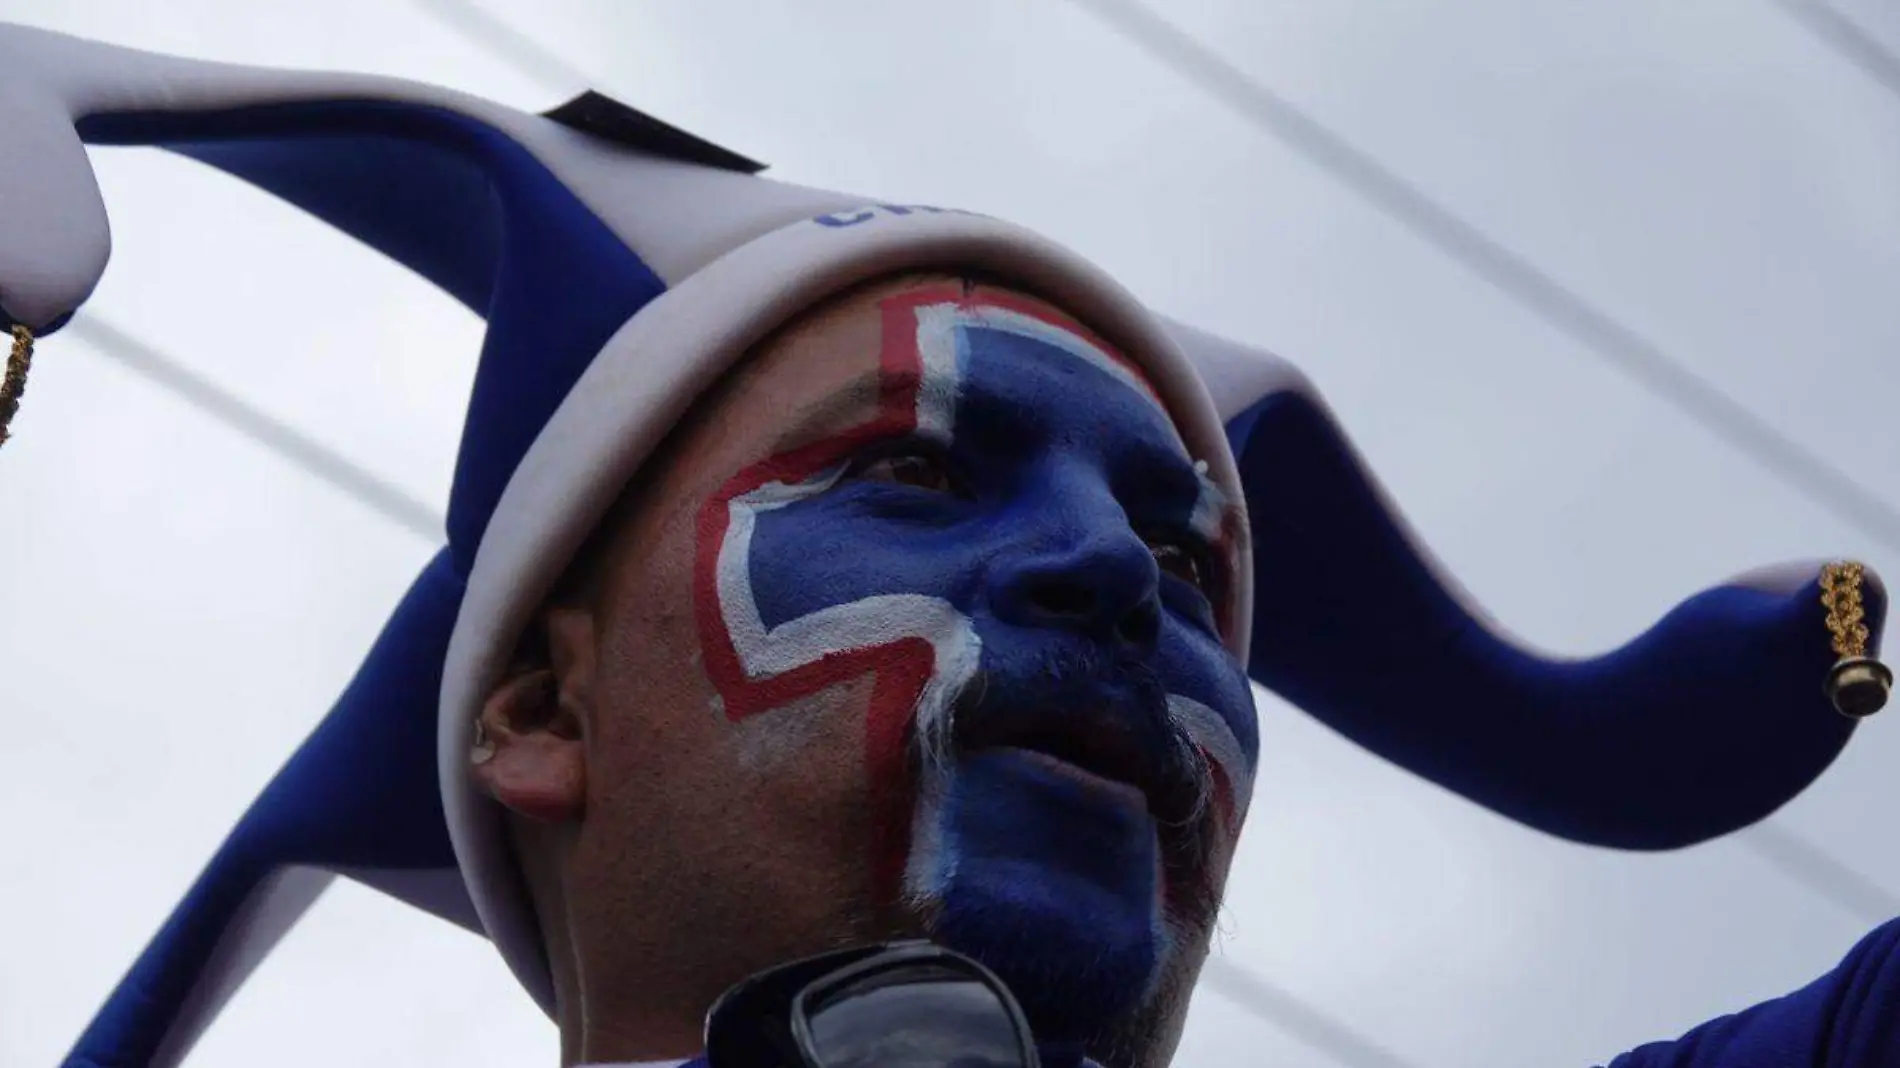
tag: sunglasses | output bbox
[704,940,1042,1068]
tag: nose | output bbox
[991,524,1163,653]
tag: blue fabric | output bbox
[51,87,1895,1068]
[1224,392,1879,848]
[80,101,668,571]
[176,132,504,316]
[63,552,466,1068]
[1605,918,1900,1067]
[65,94,665,1068]
[66,98,668,1067]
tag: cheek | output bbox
[590,571,896,870]
[1162,640,1260,822]
[729,675,878,775]
[716,634,944,902]
[579,495,747,821]
[695,464,986,883]
[1209,807,1247,875]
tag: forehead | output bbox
[731,278,1185,449]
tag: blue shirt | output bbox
[1608,919,1900,1067]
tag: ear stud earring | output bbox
[470,718,496,766]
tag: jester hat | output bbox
[0,22,1883,1068]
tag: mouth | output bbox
[956,714,1207,833]
[939,706,1222,929]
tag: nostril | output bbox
[1116,600,1161,649]
[1027,577,1096,620]
[1002,558,1163,649]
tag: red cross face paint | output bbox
[562,275,1257,1058]
[692,279,1258,1040]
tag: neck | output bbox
[565,968,710,1066]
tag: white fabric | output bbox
[0,20,863,328]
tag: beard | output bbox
[895,643,1228,1065]
[1085,939,1208,1068]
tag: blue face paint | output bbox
[695,287,1259,1043]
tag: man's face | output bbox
[551,275,1258,1064]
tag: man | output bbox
[3,22,1892,1068]
[466,270,1256,1065]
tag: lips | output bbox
[932,663,1226,928]
[946,705,1221,927]
[953,708,1208,833]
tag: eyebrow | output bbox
[950,371,1203,488]
[759,341,1213,505]
[762,367,902,456]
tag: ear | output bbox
[470,607,597,823]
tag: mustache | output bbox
[909,642,1223,924]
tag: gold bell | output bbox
[1825,656,1892,719]
[1820,561,1890,719]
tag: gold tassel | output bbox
[1821,561,1890,718]
[0,324,36,449]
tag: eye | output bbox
[1147,536,1217,597]
[841,447,957,494]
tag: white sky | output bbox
[5,2,1900,1067]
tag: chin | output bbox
[903,751,1197,1052]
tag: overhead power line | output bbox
[1066,0,1900,954]
[1772,0,1900,101]
[67,314,445,542]
[411,0,593,96]
[1745,823,1900,924]
[1066,0,1900,557]
[1200,956,1426,1068]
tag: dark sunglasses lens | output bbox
[803,963,1029,1068]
